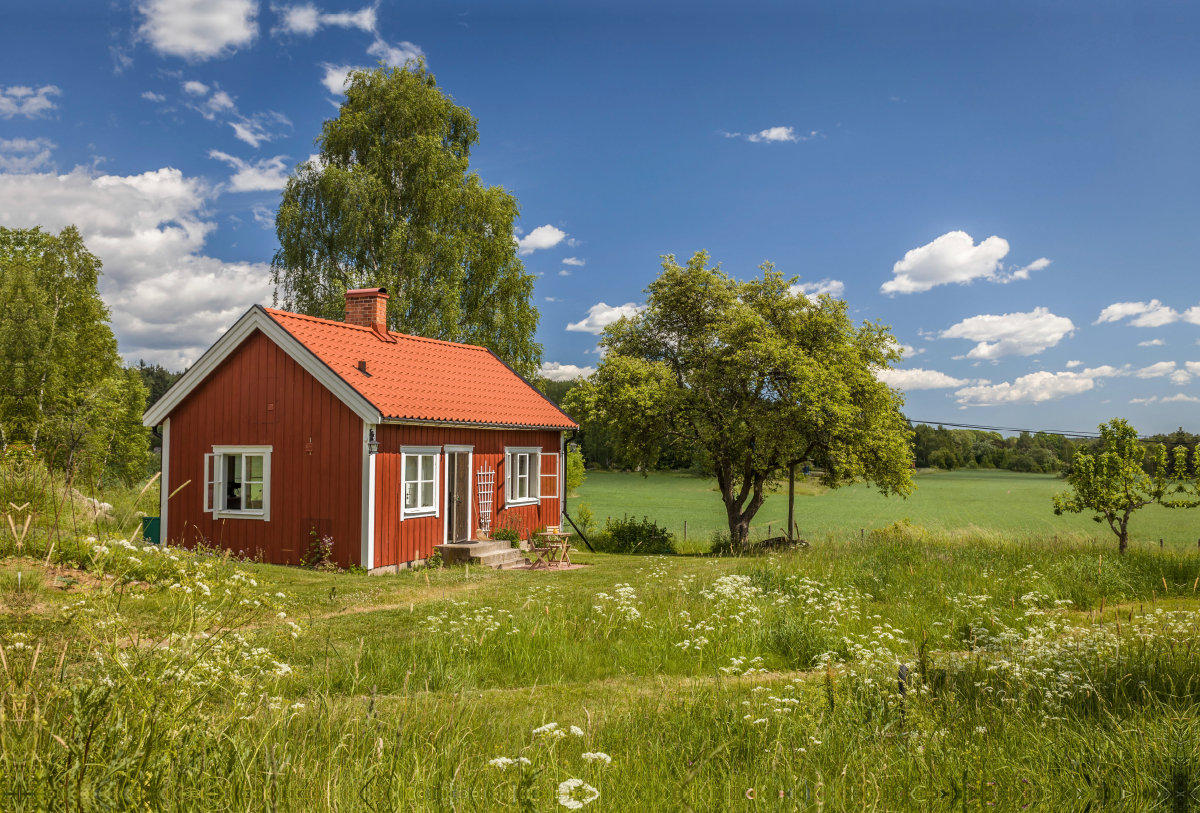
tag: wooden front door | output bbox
[447,452,471,542]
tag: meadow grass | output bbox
[5,525,1200,811]
[576,469,1200,552]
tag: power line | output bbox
[904,419,1157,440]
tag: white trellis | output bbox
[476,462,496,535]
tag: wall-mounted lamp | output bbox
[367,428,379,455]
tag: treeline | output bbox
[546,379,1197,477]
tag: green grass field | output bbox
[575,469,1200,552]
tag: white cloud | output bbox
[1170,369,1191,386]
[567,302,641,335]
[252,203,275,229]
[1162,393,1200,404]
[0,137,56,173]
[1138,338,1166,346]
[0,167,272,368]
[1130,397,1158,405]
[183,80,210,96]
[272,3,376,35]
[142,91,167,102]
[517,224,566,255]
[208,150,290,191]
[955,371,1095,407]
[1079,364,1131,378]
[790,278,845,302]
[1065,360,1082,368]
[939,307,1076,359]
[1187,362,1200,375]
[229,111,291,147]
[0,85,62,119]
[540,362,595,382]
[1136,361,1176,379]
[876,368,972,390]
[319,63,361,95]
[558,269,570,276]
[366,38,424,66]
[882,231,1048,294]
[723,127,817,143]
[562,257,585,266]
[1094,299,1200,327]
[137,0,258,61]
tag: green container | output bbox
[141,516,161,544]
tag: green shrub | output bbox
[490,526,521,544]
[592,515,675,554]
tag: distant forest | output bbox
[542,378,1197,476]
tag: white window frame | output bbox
[205,445,272,521]
[538,450,561,503]
[401,446,441,519]
[504,447,540,507]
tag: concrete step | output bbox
[473,547,525,569]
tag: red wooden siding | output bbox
[373,425,563,568]
[166,329,365,568]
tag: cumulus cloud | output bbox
[722,127,817,143]
[319,64,360,95]
[882,231,1049,295]
[271,3,376,35]
[517,224,567,255]
[790,278,845,302]
[1170,370,1191,386]
[229,111,291,147]
[0,137,56,173]
[183,80,210,96]
[1138,338,1166,346]
[1065,360,1082,367]
[0,85,62,119]
[366,38,424,66]
[208,150,290,191]
[954,371,1095,407]
[1130,397,1158,405]
[939,307,1076,359]
[0,167,272,368]
[876,368,973,390]
[567,302,641,335]
[1136,361,1176,379]
[1162,393,1200,404]
[562,257,585,266]
[137,0,258,61]
[558,269,570,276]
[1094,299,1200,327]
[141,91,167,102]
[539,362,595,382]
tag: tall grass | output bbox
[4,529,1200,810]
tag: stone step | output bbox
[473,547,525,569]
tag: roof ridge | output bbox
[265,307,488,351]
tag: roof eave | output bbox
[379,417,577,432]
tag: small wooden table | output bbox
[534,531,573,568]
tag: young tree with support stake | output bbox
[1053,418,1196,554]
[562,251,915,547]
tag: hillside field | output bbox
[574,468,1200,552]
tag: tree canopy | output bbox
[1053,418,1196,554]
[0,226,148,486]
[272,60,542,378]
[562,251,914,544]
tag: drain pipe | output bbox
[562,429,594,552]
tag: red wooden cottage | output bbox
[142,288,578,572]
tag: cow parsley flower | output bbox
[581,752,611,765]
[557,778,600,809]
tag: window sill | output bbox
[505,498,539,507]
[402,509,437,520]
[215,510,267,521]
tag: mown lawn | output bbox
[575,468,1200,552]
[8,528,1200,811]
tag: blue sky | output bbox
[2,1,1199,433]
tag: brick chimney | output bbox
[344,288,395,341]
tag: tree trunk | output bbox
[1118,515,1129,555]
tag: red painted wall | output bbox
[165,329,365,568]
[373,425,563,568]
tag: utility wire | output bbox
[905,419,1162,441]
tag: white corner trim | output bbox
[362,422,376,569]
[143,306,382,427]
[160,418,170,541]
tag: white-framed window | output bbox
[402,446,440,518]
[204,446,272,520]
[504,447,540,506]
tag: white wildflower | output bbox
[557,778,600,809]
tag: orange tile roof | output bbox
[264,308,577,429]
